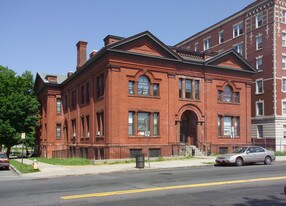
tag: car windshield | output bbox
[0,153,7,158]
[232,147,248,154]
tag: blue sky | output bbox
[0,0,254,76]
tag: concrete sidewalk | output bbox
[12,156,286,179]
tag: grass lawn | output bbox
[31,158,92,165]
[10,160,40,174]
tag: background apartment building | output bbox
[176,0,286,151]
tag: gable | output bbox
[107,31,181,61]
[205,50,256,73]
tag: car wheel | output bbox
[235,157,243,166]
[264,156,272,165]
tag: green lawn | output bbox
[31,157,92,165]
[10,160,40,173]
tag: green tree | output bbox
[0,66,39,157]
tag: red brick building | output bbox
[176,0,286,152]
[35,31,255,159]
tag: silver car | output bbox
[215,146,276,166]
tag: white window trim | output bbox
[233,22,243,38]
[256,55,263,71]
[282,54,286,69]
[257,125,263,138]
[256,100,264,116]
[255,78,264,94]
[219,30,224,44]
[282,32,286,47]
[233,42,243,55]
[282,77,286,92]
[203,37,211,51]
[282,99,286,115]
[256,13,263,28]
[194,42,199,52]
[256,34,262,50]
[282,10,286,23]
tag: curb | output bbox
[9,164,21,176]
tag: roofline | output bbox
[175,0,269,47]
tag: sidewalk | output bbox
[12,156,286,179]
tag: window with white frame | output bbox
[194,43,199,52]
[283,55,286,69]
[219,31,224,44]
[256,56,263,71]
[283,33,286,47]
[283,125,286,138]
[282,10,286,23]
[282,100,286,115]
[256,13,263,28]
[233,23,243,38]
[56,124,62,139]
[203,37,211,51]
[257,125,263,138]
[256,34,262,50]
[282,78,286,92]
[217,115,240,137]
[233,43,243,55]
[256,101,264,116]
[256,79,263,94]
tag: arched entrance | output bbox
[180,110,198,145]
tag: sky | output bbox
[0,0,254,77]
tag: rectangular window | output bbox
[97,74,104,98]
[86,115,90,138]
[137,112,150,136]
[149,148,161,157]
[282,33,286,47]
[128,112,134,135]
[256,101,264,116]
[97,112,104,136]
[234,117,240,136]
[194,43,199,52]
[56,124,62,138]
[219,31,224,44]
[81,85,85,104]
[128,81,134,94]
[195,80,200,99]
[218,116,222,136]
[283,125,286,138]
[185,79,193,99]
[64,95,68,111]
[256,79,263,94]
[282,10,286,23]
[233,43,243,55]
[86,83,90,103]
[234,92,240,103]
[130,149,142,158]
[218,90,222,102]
[283,55,286,69]
[283,101,286,115]
[256,13,263,28]
[223,116,232,136]
[256,35,262,50]
[179,79,183,98]
[203,37,211,51]
[233,23,243,38]
[71,91,76,109]
[256,56,263,71]
[283,79,286,92]
[81,116,85,138]
[72,119,76,138]
[257,125,263,138]
[153,83,159,96]
[56,98,61,114]
[153,112,159,136]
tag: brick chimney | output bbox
[103,35,124,46]
[89,50,97,58]
[67,71,73,78]
[76,41,88,70]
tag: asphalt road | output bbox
[1,162,286,206]
[0,168,17,181]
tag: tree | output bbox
[0,66,39,157]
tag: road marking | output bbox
[61,176,286,200]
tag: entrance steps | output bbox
[180,143,205,156]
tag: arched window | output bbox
[224,86,232,102]
[138,75,150,95]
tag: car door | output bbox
[253,146,266,162]
[244,147,256,163]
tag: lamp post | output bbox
[20,133,25,164]
[145,130,150,168]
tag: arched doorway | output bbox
[180,110,198,145]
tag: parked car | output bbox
[215,146,275,166]
[0,152,9,170]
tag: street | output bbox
[0,162,286,206]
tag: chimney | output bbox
[103,35,124,46]
[76,41,88,70]
[67,71,73,78]
[89,50,97,58]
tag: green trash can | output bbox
[136,154,145,169]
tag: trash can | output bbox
[136,154,145,169]
[192,148,195,156]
